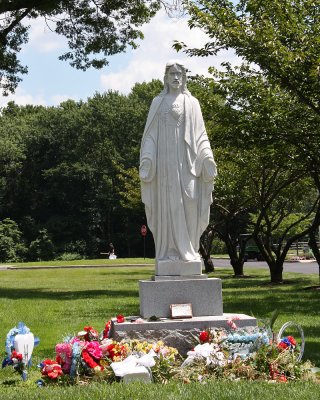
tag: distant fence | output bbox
[289,241,319,257]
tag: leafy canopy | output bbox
[176,0,320,115]
[0,0,160,94]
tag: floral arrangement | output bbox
[2,322,39,381]
[3,317,318,386]
[176,318,315,383]
[37,321,179,385]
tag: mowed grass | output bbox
[0,263,319,398]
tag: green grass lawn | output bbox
[0,262,319,398]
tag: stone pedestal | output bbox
[139,277,223,318]
[156,259,202,276]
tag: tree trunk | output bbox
[308,229,320,285]
[224,236,245,276]
[269,263,283,283]
[199,229,215,273]
[204,257,215,273]
[199,241,214,273]
[230,258,244,276]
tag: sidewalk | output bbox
[0,263,154,270]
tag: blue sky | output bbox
[0,10,239,108]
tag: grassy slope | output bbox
[0,264,319,398]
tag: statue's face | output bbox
[167,64,183,91]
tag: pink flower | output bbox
[85,341,102,360]
[55,343,72,373]
[227,316,240,330]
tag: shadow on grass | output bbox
[222,283,319,317]
[0,287,138,300]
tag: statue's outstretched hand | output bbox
[202,158,217,182]
[139,159,152,181]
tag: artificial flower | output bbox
[86,341,102,360]
[103,321,111,338]
[11,351,23,362]
[83,326,99,341]
[227,316,240,330]
[116,315,125,323]
[55,343,72,373]
[81,349,103,371]
[287,336,297,346]
[40,359,63,379]
[199,331,210,343]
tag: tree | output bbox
[178,0,320,115]
[0,79,162,259]
[191,66,320,282]
[0,0,160,94]
[28,228,55,261]
[0,218,26,262]
[209,148,252,277]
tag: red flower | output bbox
[277,341,288,350]
[103,321,111,338]
[11,351,23,361]
[116,314,125,323]
[105,343,116,360]
[82,349,103,371]
[287,336,297,346]
[199,330,210,343]
[41,359,63,379]
[83,326,99,341]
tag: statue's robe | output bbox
[140,93,217,262]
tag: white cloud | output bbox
[51,94,77,105]
[24,17,67,54]
[100,10,241,94]
[0,88,46,108]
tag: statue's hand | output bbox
[202,158,217,182]
[140,159,152,181]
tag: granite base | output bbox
[110,314,257,356]
[139,278,223,318]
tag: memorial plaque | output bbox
[170,303,193,319]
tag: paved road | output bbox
[0,259,318,274]
[212,258,319,275]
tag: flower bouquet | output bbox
[2,322,39,381]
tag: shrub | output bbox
[0,218,26,262]
[28,229,55,261]
[56,252,83,261]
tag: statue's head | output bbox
[162,60,189,95]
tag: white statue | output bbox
[140,60,217,274]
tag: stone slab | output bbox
[153,274,208,281]
[111,314,257,333]
[139,278,223,318]
[110,314,257,356]
[155,260,202,276]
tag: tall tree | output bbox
[0,0,160,94]
[178,0,320,115]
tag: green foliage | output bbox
[28,229,55,261]
[181,0,320,115]
[0,80,163,259]
[211,238,227,255]
[0,1,161,94]
[0,218,26,262]
[55,252,83,261]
